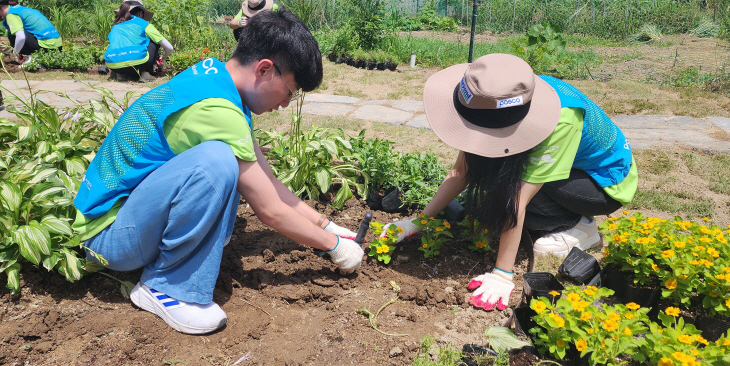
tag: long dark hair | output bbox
[463,150,532,237]
[113,1,144,25]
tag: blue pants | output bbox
[86,141,240,304]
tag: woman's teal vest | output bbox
[74,58,251,219]
[2,5,59,40]
[104,16,150,65]
[540,75,632,187]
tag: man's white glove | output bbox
[380,218,422,242]
[468,269,514,311]
[237,16,248,27]
[326,237,363,275]
[323,221,356,240]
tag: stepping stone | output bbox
[706,117,730,134]
[405,114,430,130]
[624,129,713,143]
[1,79,42,90]
[34,80,92,93]
[301,102,355,117]
[685,141,730,154]
[612,115,711,130]
[390,100,424,113]
[360,100,389,105]
[349,105,412,125]
[36,93,80,109]
[303,94,360,104]
[627,139,674,150]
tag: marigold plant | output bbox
[366,221,397,264]
[457,215,492,252]
[412,215,453,258]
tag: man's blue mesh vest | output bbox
[74,58,251,219]
[539,75,633,187]
[3,5,59,40]
[104,16,150,65]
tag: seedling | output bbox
[413,215,453,258]
[357,281,408,337]
[458,215,492,253]
[367,221,398,264]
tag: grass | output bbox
[627,190,714,218]
[634,150,675,175]
[681,152,730,194]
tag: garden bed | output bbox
[0,195,535,365]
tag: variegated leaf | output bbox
[40,215,73,236]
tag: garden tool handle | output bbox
[354,212,372,246]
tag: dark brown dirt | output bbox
[0,196,534,366]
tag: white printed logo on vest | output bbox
[496,95,523,109]
[459,77,473,104]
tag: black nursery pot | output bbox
[376,61,386,70]
[522,272,565,305]
[366,62,376,70]
[696,315,730,342]
[335,56,344,64]
[345,57,354,66]
[386,61,397,71]
[365,187,383,210]
[353,59,364,68]
[442,199,466,223]
[558,247,601,284]
[601,266,629,298]
[512,306,538,339]
[327,52,337,62]
[623,282,660,309]
[380,188,403,212]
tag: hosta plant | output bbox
[0,69,136,293]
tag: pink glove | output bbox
[468,269,514,311]
[323,221,356,240]
[380,218,421,242]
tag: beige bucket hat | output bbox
[423,53,561,158]
[242,0,273,17]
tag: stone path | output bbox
[2,79,730,153]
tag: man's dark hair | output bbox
[232,8,322,92]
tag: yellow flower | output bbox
[652,264,659,271]
[717,274,726,280]
[549,290,560,297]
[576,338,587,352]
[662,250,675,258]
[483,229,488,234]
[674,241,686,248]
[625,313,634,319]
[475,240,487,249]
[429,217,435,220]
[608,223,617,231]
[657,358,674,366]
[602,320,618,332]
[397,228,404,234]
[435,227,443,232]
[586,328,594,334]
[666,307,680,317]
[573,301,588,312]
[548,313,565,327]
[420,220,427,224]
[724,339,730,346]
[583,287,596,296]
[726,299,730,308]
[665,279,678,290]
[422,244,428,248]
[566,293,581,302]
[678,334,693,344]
[626,303,640,310]
[692,335,709,345]
[556,339,565,348]
[725,267,730,273]
[443,221,451,229]
[622,327,632,335]
[608,312,621,321]
[604,247,610,256]
[701,217,710,221]
[622,210,630,215]
[531,301,547,314]
[580,312,592,321]
[700,237,712,243]
[709,291,718,297]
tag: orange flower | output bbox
[202,48,209,53]
[443,221,451,229]
[665,279,678,290]
[665,307,680,317]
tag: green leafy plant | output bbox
[483,326,529,353]
[458,215,491,252]
[256,96,365,209]
[347,0,386,51]
[366,221,397,264]
[413,215,452,258]
[628,23,663,43]
[511,22,567,76]
[0,69,137,293]
[24,43,105,72]
[356,280,407,337]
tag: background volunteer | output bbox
[228,0,277,41]
[0,0,61,67]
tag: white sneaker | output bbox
[533,216,602,258]
[139,71,155,82]
[129,282,227,334]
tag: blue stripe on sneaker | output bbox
[163,300,180,307]
[156,294,170,300]
[149,288,159,293]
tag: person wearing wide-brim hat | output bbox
[383,53,637,311]
[227,0,278,42]
[104,1,174,82]
[0,0,62,68]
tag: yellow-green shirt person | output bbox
[227,0,277,41]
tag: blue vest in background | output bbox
[104,16,151,65]
[3,5,59,40]
[74,58,251,219]
[539,75,633,188]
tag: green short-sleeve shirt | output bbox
[73,98,256,241]
[6,13,62,49]
[144,24,164,44]
[233,3,279,21]
[522,107,638,205]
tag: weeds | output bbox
[356,281,408,337]
[629,23,663,43]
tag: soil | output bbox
[0,196,534,366]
